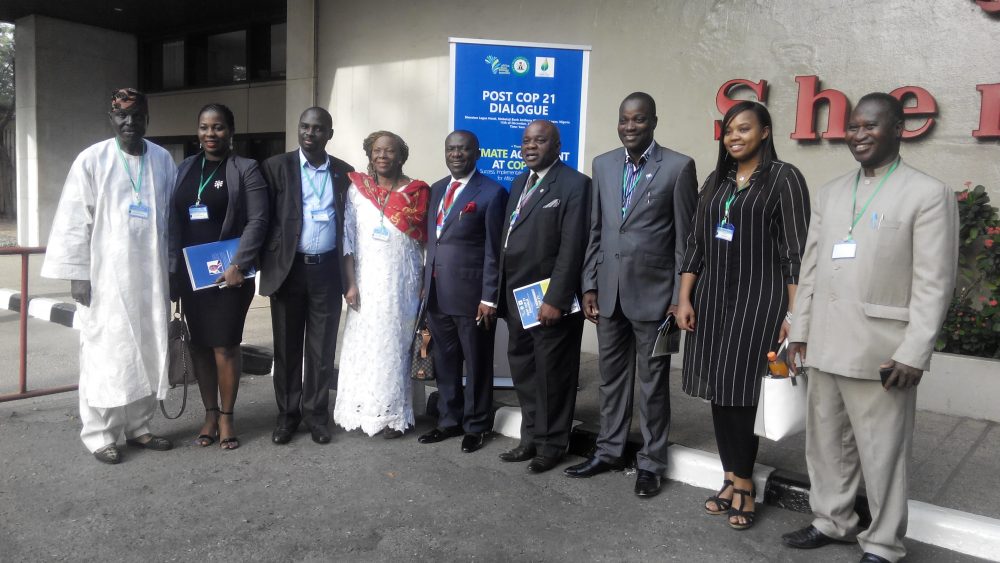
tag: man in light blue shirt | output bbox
[259,107,356,446]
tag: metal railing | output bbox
[0,246,78,402]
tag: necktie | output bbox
[437,180,462,228]
[521,173,539,206]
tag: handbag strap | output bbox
[159,377,189,420]
[160,303,190,420]
[419,328,431,358]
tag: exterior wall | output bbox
[315,0,1000,199]
[15,15,136,246]
[145,82,286,137]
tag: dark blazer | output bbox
[168,153,270,276]
[423,171,508,317]
[258,150,354,297]
[582,142,698,321]
[499,160,591,316]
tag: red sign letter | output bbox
[889,86,938,139]
[714,79,768,139]
[790,75,849,140]
[977,1,1000,14]
[973,83,1000,139]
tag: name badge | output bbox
[715,223,735,242]
[129,203,150,219]
[832,240,857,259]
[189,204,209,221]
[372,224,391,242]
[310,209,331,222]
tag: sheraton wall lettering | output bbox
[714,76,1000,141]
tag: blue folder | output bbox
[182,238,256,291]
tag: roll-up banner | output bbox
[449,38,591,189]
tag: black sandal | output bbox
[705,479,734,515]
[196,407,219,447]
[728,488,756,530]
[219,410,239,450]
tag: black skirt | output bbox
[179,274,255,348]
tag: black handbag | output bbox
[160,302,195,419]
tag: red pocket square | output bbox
[462,202,477,214]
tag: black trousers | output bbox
[270,251,342,429]
[426,286,495,433]
[711,403,759,479]
[505,291,585,458]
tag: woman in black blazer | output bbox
[168,103,269,450]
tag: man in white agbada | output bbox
[41,88,178,464]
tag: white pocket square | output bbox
[543,199,561,209]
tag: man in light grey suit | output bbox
[566,92,698,498]
[782,93,958,563]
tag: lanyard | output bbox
[721,182,750,226]
[848,158,899,239]
[304,161,330,204]
[115,138,146,204]
[196,157,224,205]
[510,175,543,225]
[621,159,644,215]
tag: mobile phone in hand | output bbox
[879,366,894,386]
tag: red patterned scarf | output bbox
[349,172,430,243]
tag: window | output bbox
[205,30,247,85]
[140,20,285,92]
[269,23,287,79]
[162,40,184,90]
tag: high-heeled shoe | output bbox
[219,410,239,450]
[195,407,219,447]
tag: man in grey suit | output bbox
[566,92,698,498]
[782,93,958,563]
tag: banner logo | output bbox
[512,57,530,76]
[484,55,511,75]
[535,57,555,78]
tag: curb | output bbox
[1,289,273,376]
[479,396,1000,561]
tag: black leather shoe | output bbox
[498,445,536,462]
[634,469,663,498]
[310,425,331,444]
[782,525,851,549]
[527,455,562,473]
[563,456,626,478]
[461,432,486,453]
[418,426,463,444]
[860,554,890,563]
[271,427,294,445]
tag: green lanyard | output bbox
[721,182,749,226]
[847,157,899,240]
[304,162,330,204]
[115,138,146,204]
[196,157,224,206]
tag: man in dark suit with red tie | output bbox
[497,120,591,473]
[259,107,354,446]
[418,130,508,453]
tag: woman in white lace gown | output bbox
[334,131,430,437]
